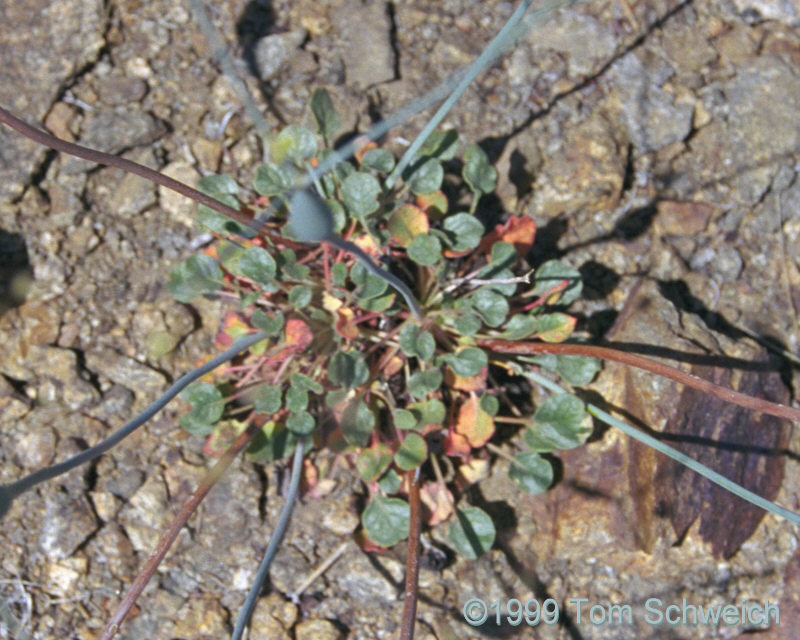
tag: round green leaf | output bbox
[289,373,324,394]
[342,172,381,217]
[394,433,428,470]
[286,410,315,435]
[509,452,553,494]
[251,310,284,336]
[378,469,402,494]
[310,88,340,140]
[179,382,224,434]
[531,260,582,305]
[287,188,334,242]
[361,148,395,173]
[502,314,538,340]
[420,129,459,160]
[289,285,313,309]
[442,213,484,252]
[168,254,223,303]
[462,144,497,194]
[469,288,509,327]
[253,384,282,414]
[556,354,602,386]
[247,422,296,462]
[407,233,442,266]
[340,397,375,447]
[272,124,318,165]
[398,324,435,361]
[447,347,488,377]
[285,386,308,413]
[197,173,239,196]
[394,409,418,431]
[448,506,495,559]
[405,157,444,195]
[357,444,394,483]
[525,394,591,452]
[407,369,443,399]
[231,246,277,285]
[254,163,293,196]
[362,495,410,548]
[409,399,446,427]
[328,351,369,389]
[453,311,483,336]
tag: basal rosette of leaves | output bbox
[168,89,600,557]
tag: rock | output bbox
[254,29,307,80]
[60,106,167,174]
[157,161,202,227]
[84,347,167,398]
[249,593,298,640]
[332,1,395,87]
[608,52,695,152]
[295,618,342,640]
[0,0,105,200]
[118,473,169,552]
[38,492,98,559]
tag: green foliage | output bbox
[169,94,599,560]
[168,254,223,303]
[362,495,410,547]
[448,506,495,559]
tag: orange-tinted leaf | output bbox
[354,139,378,164]
[416,190,448,219]
[455,395,495,448]
[420,483,454,526]
[388,204,430,247]
[478,215,537,257]
[215,311,251,349]
[335,307,359,339]
[443,430,471,457]
[383,354,404,377]
[444,366,488,391]
[285,318,314,350]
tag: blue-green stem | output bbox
[0,330,268,519]
[522,368,800,526]
[230,437,306,640]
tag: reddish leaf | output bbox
[215,311,251,349]
[454,395,495,448]
[478,215,537,257]
[443,429,471,457]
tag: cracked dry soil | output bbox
[2,1,800,639]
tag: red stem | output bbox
[399,470,422,640]
[478,340,800,423]
[99,420,262,640]
[0,106,304,248]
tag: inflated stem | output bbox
[288,188,423,318]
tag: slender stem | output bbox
[99,420,263,640]
[0,331,268,520]
[325,235,422,318]
[479,340,800,423]
[0,107,297,246]
[523,368,800,526]
[399,469,422,640]
[230,438,306,640]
